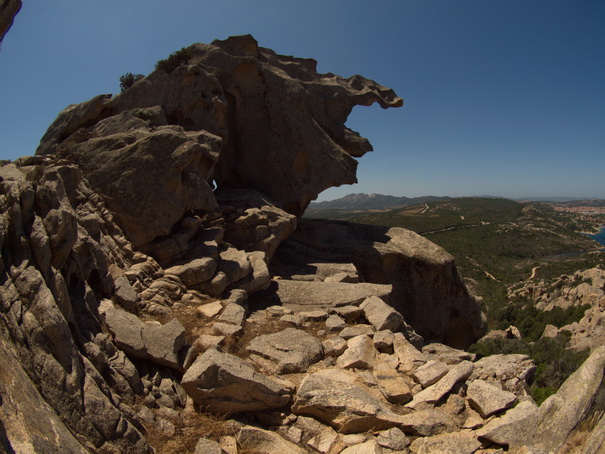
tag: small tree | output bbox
[155,47,193,73]
[119,72,144,92]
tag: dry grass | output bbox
[146,410,239,454]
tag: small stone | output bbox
[193,334,225,351]
[340,439,382,454]
[237,426,307,454]
[373,367,412,404]
[280,314,301,326]
[361,295,404,332]
[406,361,474,410]
[196,301,224,318]
[307,426,339,453]
[212,322,243,337]
[325,314,346,331]
[194,437,223,454]
[466,379,517,418]
[255,411,293,426]
[373,330,395,352]
[165,257,217,287]
[377,427,409,450]
[325,272,359,283]
[299,310,329,324]
[219,436,238,454]
[246,328,323,374]
[336,335,377,370]
[342,434,367,446]
[156,417,176,437]
[286,426,303,444]
[333,305,364,322]
[339,324,374,340]
[182,349,293,414]
[422,343,476,364]
[218,303,247,325]
[409,431,481,454]
[323,337,348,357]
[412,360,449,388]
[444,393,466,415]
[267,305,289,317]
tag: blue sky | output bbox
[1,1,604,201]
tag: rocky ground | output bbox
[1,33,604,454]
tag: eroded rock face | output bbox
[0,0,21,45]
[37,34,402,225]
[0,162,151,453]
[54,117,221,247]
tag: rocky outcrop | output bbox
[0,0,20,45]
[0,161,151,452]
[510,267,605,350]
[3,35,602,454]
[275,218,487,348]
[37,34,402,220]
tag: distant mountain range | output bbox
[308,193,451,210]
[309,193,605,211]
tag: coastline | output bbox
[585,226,605,248]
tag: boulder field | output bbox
[0,36,603,453]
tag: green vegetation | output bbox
[311,196,605,400]
[119,72,144,92]
[155,46,194,73]
[492,303,590,342]
[310,197,603,307]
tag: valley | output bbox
[307,195,605,403]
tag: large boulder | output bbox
[406,361,474,409]
[292,369,406,433]
[278,219,487,348]
[181,348,293,414]
[246,327,323,374]
[528,346,605,452]
[476,346,605,452]
[268,279,393,311]
[103,306,187,370]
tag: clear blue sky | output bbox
[1,1,604,201]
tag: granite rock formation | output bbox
[37,34,402,219]
[1,34,603,454]
[0,0,21,45]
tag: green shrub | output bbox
[119,72,144,92]
[531,386,557,405]
[155,47,194,73]
[134,109,155,121]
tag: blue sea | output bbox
[588,227,605,247]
